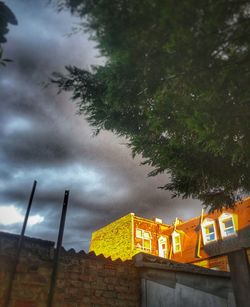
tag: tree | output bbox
[54,0,250,210]
[0,1,17,66]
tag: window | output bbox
[172,231,181,253]
[201,218,217,244]
[136,229,143,238]
[135,228,151,252]
[158,236,168,258]
[219,213,237,238]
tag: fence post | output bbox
[4,180,37,307]
[47,190,70,307]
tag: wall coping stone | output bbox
[133,253,231,278]
[0,231,54,246]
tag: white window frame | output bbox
[158,236,168,258]
[219,213,237,238]
[135,228,152,252]
[172,231,181,253]
[201,218,217,245]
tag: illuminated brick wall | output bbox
[89,213,136,261]
[89,214,171,261]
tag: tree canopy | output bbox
[54,0,250,210]
[0,1,17,65]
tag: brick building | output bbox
[89,197,250,271]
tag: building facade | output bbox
[89,198,250,271]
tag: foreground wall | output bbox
[0,232,239,307]
[135,254,236,307]
[143,278,234,307]
[141,272,235,307]
[0,232,140,307]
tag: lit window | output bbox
[201,218,217,245]
[172,231,181,253]
[143,231,151,239]
[158,236,168,258]
[219,213,237,238]
[205,224,215,241]
[135,228,151,252]
[143,239,151,250]
[136,229,143,238]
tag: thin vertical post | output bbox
[18,180,37,250]
[196,208,204,258]
[47,190,70,307]
[4,180,37,307]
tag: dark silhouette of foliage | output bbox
[0,1,17,65]
[54,0,250,211]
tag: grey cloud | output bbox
[0,0,202,251]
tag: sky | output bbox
[0,0,202,251]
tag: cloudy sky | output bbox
[0,0,202,251]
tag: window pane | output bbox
[225,227,235,235]
[224,218,233,229]
[205,224,214,234]
[144,239,151,249]
[173,233,181,252]
[143,231,150,239]
[207,232,215,241]
[174,235,180,244]
[175,243,181,252]
[136,229,142,238]
[208,224,214,233]
[204,223,216,242]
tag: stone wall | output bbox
[0,232,140,307]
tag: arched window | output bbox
[172,231,181,253]
[219,213,237,238]
[158,236,168,258]
[201,218,217,244]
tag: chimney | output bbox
[173,217,183,226]
[154,217,163,224]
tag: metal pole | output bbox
[47,190,70,307]
[18,180,37,250]
[4,180,37,307]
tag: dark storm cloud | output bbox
[0,0,202,251]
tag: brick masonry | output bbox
[89,214,136,261]
[0,232,140,307]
